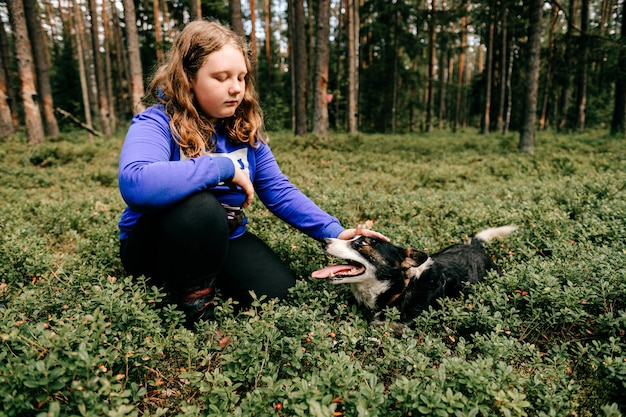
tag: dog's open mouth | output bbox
[311,262,365,280]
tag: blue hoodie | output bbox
[118,105,345,241]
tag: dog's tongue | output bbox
[311,265,354,278]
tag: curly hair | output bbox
[145,20,265,157]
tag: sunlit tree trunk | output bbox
[72,0,93,140]
[519,0,543,153]
[122,0,145,114]
[88,0,112,135]
[481,15,494,134]
[453,11,467,133]
[24,0,59,137]
[0,18,16,136]
[263,0,272,89]
[6,0,45,144]
[189,0,201,20]
[313,0,331,138]
[102,0,116,130]
[230,0,245,36]
[153,0,164,65]
[346,0,358,133]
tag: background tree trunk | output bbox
[153,0,164,64]
[88,0,112,135]
[189,0,201,20]
[230,0,245,36]
[312,0,331,138]
[346,0,358,133]
[610,0,626,136]
[290,0,307,136]
[72,0,94,139]
[122,0,145,114]
[519,0,543,153]
[263,0,272,90]
[6,0,45,144]
[23,0,59,137]
[575,0,589,130]
[0,18,15,136]
[102,0,116,130]
[559,0,578,131]
[454,11,467,132]
[481,16,494,134]
[425,0,436,132]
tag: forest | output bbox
[0,0,625,148]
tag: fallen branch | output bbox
[54,107,102,137]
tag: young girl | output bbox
[118,20,387,327]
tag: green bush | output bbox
[0,129,624,416]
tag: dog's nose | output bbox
[321,238,332,250]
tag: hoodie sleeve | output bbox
[118,107,236,212]
[253,143,345,240]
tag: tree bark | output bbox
[575,0,589,131]
[312,0,331,138]
[519,0,543,153]
[425,0,436,132]
[72,0,93,140]
[0,18,15,136]
[230,0,245,36]
[122,0,146,114]
[558,0,578,131]
[454,11,467,133]
[23,0,59,137]
[88,0,112,135]
[481,16,494,135]
[263,0,273,89]
[153,0,164,64]
[102,0,116,130]
[290,0,307,136]
[6,0,45,144]
[610,0,626,136]
[496,4,508,133]
[346,0,358,133]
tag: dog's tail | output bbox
[469,225,518,246]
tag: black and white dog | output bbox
[311,226,517,325]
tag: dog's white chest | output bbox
[350,280,391,309]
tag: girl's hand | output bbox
[228,168,254,208]
[337,224,390,242]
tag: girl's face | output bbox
[190,44,247,120]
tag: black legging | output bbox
[120,191,296,309]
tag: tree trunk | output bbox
[0,18,15,136]
[610,0,626,136]
[454,11,467,133]
[575,0,589,131]
[88,0,112,135]
[264,0,272,89]
[23,0,59,137]
[558,0,578,131]
[496,4,508,133]
[122,0,145,114]
[230,0,245,36]
[481,17,494,134]
[72,0,94,141]
[153,0,164,64]
[250,0,257,73]
[189,0,201,20]
[425,0,436,132]
[518,0,543,153]
[102,0,116,130]
[290,0,307,136]
[6,0,45,144]
[539,5,559,130]
[346,0,358,134]
[312,0,331,138]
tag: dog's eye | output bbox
[357,239,369,247]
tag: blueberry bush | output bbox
[0,129,624,416]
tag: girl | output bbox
[118,20,387,327]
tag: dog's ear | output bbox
[401,248,429,268]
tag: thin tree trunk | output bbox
[153,0,164,64]
[482,17,494,134]
[539,5,559,130]
[6,0,45,144]
[312,0,331,137]
[122,0,145,114]
[559,0,578,130]
[88,0,112,135]
[189,0,201,20]
[250,0,257,72]
[290,0,307,136]
[496,4,508,133]
[346,0,358,133]
[575,0,589,131]
[391,9,399,134]
[72,0,94,141]
[425,0,436,132]
[454,11,467,133]
[0,17,16,136]
[264,0,272,89]
[110,0,130,115]
[23,0,59,137]
[519,0,543,153]
[610,0,626,136]
[102,0,116,130]
[503,41,514,135]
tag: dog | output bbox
[311,226,517,325]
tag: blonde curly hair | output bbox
[146,20,265,157]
